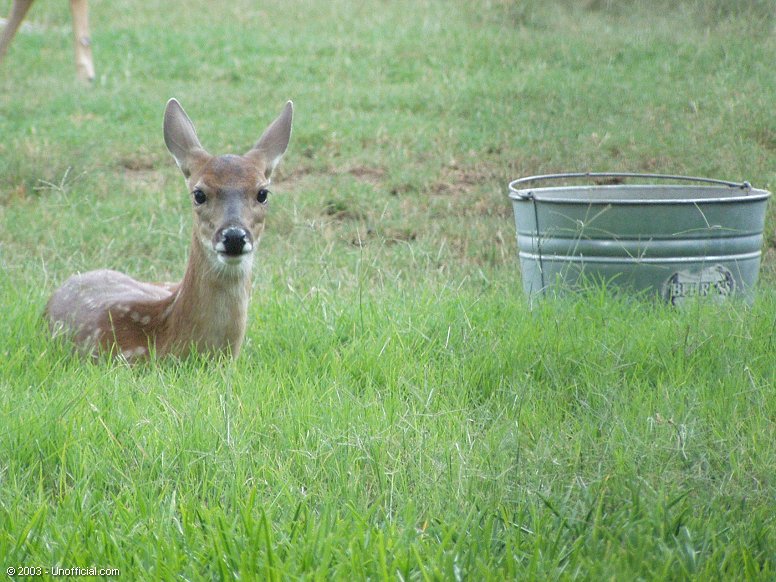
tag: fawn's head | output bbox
[163,99,293,273]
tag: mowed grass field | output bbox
[1,0,775,578]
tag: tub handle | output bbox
[509,172,752,198]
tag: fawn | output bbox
[45,98,294,360]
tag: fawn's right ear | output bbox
[164,99,208,178]
[244,101,294,178]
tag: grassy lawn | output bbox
[0,0,774,578]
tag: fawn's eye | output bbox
[193,189,207,205]
[257,188,270,204]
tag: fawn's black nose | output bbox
[220,227,251,256]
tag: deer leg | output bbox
[69,0,94,81]
[0,0,34,62]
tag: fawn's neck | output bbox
[159,235,253,356]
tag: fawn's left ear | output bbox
[164,98,209,178]
[245,101,293,178]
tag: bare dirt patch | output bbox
[118,155,158,172]
[275,165,318,189]
[428,160,503,196]
[118,156,166,191]
[345,165,386,185]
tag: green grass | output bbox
[1,0,775,578]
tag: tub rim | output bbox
[508,173,771,205]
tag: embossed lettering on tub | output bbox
[663,265,735,306]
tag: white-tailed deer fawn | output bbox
[45,98,294,360]
[0,0,95,81]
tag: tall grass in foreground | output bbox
[1,267,774,578]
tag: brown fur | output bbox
[45,99,293,361]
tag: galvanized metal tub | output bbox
[508,173,771,304]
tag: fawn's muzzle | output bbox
[217,227,252,256]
